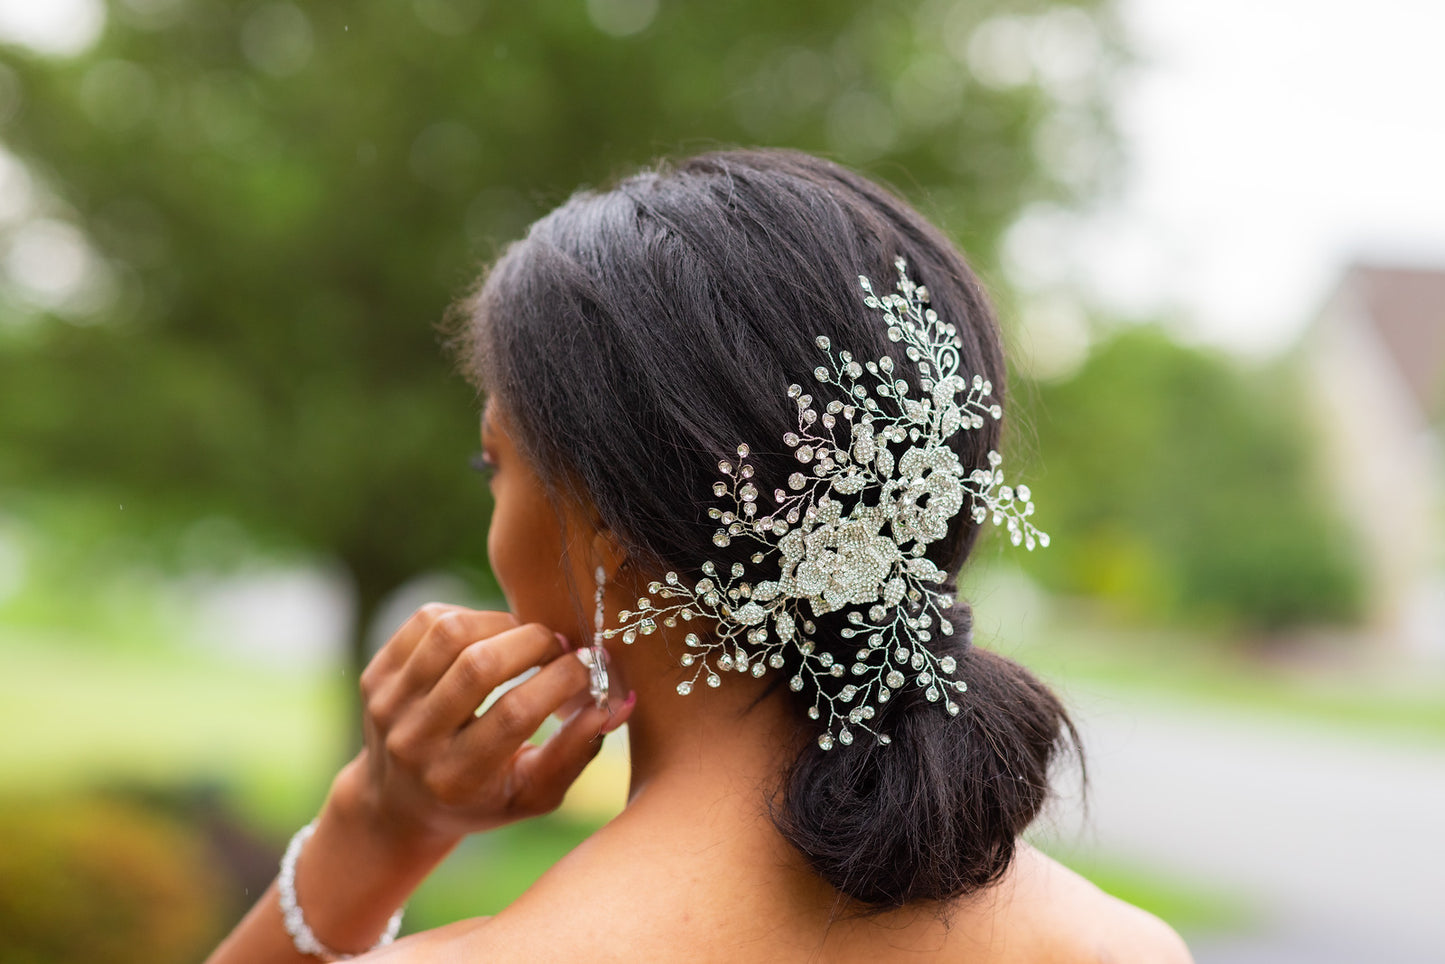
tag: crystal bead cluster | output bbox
[603,258,1047,749]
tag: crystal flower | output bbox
[604,258,1048,749]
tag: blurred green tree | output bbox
[0,1,1118,683]
[1021,325,1363,633]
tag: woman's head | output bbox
[465,148,1004,621]
[457,148,1075,911]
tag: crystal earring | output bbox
[588,565,611,709]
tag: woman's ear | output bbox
[590,526,630,584]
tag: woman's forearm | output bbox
[205,759,459,964]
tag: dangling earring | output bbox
[587,565,611,709]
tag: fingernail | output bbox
[600,690,637,734]
[554,632,572,652]
[574,648,593,667]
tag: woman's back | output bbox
[372,800,1189,962]
[361,671,1187,963]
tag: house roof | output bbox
[1346,264,1445,419]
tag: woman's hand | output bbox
[206,604,631,964]
[337,603,631,853]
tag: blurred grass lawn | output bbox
[1007,619,1445,746]
[2,624,1276,939]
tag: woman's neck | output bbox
[629,685,799,792]
[611,660,836,907]
[610,639,802,803]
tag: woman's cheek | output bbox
[485,479,581,636]
[485,509,516,614]
[486,475,529,613]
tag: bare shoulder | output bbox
[357,915,612,964]
[354,830,681,963]
[1006,845,1194,964]
[356,840,1193,964]
[354,918,492,962]
[358,904,650,963]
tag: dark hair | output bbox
[457,148,1078,910]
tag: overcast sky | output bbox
[2,0,1442,358]
[1064,0,1445,355]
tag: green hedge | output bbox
[0,794,228,964]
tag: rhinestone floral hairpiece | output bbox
[604,257,1047,749]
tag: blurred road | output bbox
[1033,686,1445,963]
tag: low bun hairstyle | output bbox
[458,148,1077,910]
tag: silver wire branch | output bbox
[602,258,1048,750]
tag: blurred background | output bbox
[0,0,1440,961]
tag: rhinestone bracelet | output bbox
[278,819,405,961]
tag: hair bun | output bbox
[774,613,1076,908]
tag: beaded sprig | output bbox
[603,258,1047,749]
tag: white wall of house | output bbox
[1305,275,1445,659]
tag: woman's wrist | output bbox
[325,754,463,867]
[280,821,405,959]
[290,759,461,956]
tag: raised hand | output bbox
[343,603,632,847]
[206,603,632,964]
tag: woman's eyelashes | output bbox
[470,451,498,481]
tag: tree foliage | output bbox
[0,0,1118,659]
[1021,325,1363,632]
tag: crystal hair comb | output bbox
[604,258,1047,749]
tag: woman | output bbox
[209,149,1190,962]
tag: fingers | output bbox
[361,603,515,694]
[402,654,625,817]
[395,609,527,696]
[449,647,593,748]
[552,686,596,723]
[418,625,573,739]
[506,692,637,815]
[362,608,557,737]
